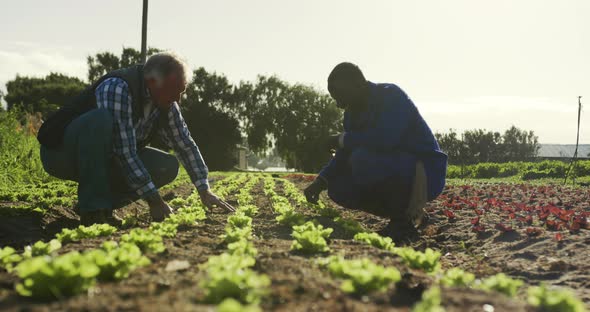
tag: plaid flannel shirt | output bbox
[95,77,209,198]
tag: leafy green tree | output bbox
[177,68,242,170]
[435,129,464,164]
[87,47,161,82]
[232,76,341,172]
[0,90,4,111]
[436,127,539,164]
[4,73,86,118]
[502,125,539,161]
[463,129,503,163]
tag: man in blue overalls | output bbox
[304,62,447,242]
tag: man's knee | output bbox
[141,149,179,188]
[163,154,180,185]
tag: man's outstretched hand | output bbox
[199,189,235,212]
[304,177,328,204]
[147,194,175,222]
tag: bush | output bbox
[0,110,48,187]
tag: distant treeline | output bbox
[435,128,540,165]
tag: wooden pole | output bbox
[141,0,148,64]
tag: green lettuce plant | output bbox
[14,251,100,300]
[84,241,150,281]
[325,256,401,294]
[527,284,585,312]
[440,268,475,287]
[353,232,395,251]
[56,224,117,243]
[395,247,441,273]
[291,222,333,254]
[475,273,523,297]
[121,229,165,254]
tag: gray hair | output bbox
[144,52,190,85]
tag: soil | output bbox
[0,175,587,311]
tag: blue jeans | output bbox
[40,109,179,213]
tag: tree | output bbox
[435,129,464,164]
[435,127,540,164]
[4,73,86,118]
[0,90,4,111]
[232,76,341,172]
[463,129,503,163]
[502,125,539,161]
[177,68,242,170]
[87,47,161,82]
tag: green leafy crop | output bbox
[228,213,253,229]
[527,284,585,312]
[200,253,270,304]
[15,251,99,300]
[227,239,258,257]
[217,298,262,312]
[56,224,117,243]
[22,239,62,258]
[121,229,166,254]
[412,286,446,312]
[276,209,306,226]
[475,273,523,297]
[84,241,150,281]
[334,217,365,235]
[149,221,179,238]
[237,204,259,218]
[1,246,23,272]
[291,222,333,254]
[325,256,401,294]
[394,247,441,273]
[440,268,475,287]
[353,232,395,251]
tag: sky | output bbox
[1,0,589,144]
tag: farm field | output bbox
[0,171,588,311]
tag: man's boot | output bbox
[376,176,420,244]
[79,210,107,226]
[105,210,123,227]
[378,215,419,244]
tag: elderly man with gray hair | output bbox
[37,52,235,226]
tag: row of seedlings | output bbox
[274,177,404,296]
[199,174,269,311]
[0,173,217,301]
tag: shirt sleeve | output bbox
[158,103,210,191]
[95,78,158,198]
[318,149,349,182]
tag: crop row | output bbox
[0,173,235,302]
[199,174,268,311]
[447,160,590,180]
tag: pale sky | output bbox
[1,0,589,143]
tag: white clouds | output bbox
[0,41,87,90]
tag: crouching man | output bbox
[304,62,447,242]
[37,52,234,226]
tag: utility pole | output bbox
[564,96,583,185]
[141,0,148,64]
